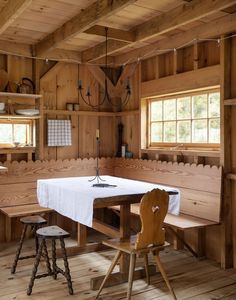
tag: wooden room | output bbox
[0,0,236,299]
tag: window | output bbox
[0,119,34,146]
[148,89,220,147]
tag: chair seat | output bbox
[36,225,70,239]
[20,215,47,225]
[103,235,169,254]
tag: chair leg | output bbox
[154,254,177,300]
[11,224,27,274]
[96,250,122,299]
[60,237,73,295]
[51,239,57,279]
[127,253,136,300]
[27,239,44,296]
[143,253,150,285]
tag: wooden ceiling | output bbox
[0,0,235,65]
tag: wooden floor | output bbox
[1,238,236,300]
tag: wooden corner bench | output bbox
[0,204,53,242]
[112,159,222,258]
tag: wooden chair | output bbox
[96,188,177,300]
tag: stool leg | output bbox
[32,225,39,254]
[60,238,73,295]
[42,238,52,275]
[27,238,44,296]
[11,224,27,274]
[51,239,57,279]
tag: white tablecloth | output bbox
[37,175,180,227]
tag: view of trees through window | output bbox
[149,90,220,145]
[0,121,31,145]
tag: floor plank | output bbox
[0,238,236,300]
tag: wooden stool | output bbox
[11,215,47,274]
[27,225,73,296]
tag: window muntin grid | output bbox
[149,90,220,146]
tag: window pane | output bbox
[192,94,207,118]
[209,118,220,143]
[164,99,176,120]
[192,119,207,143]
[164,121,176,142]
[151,122,162,142]
[0,124,12,143]
[150,101,162,121]
[177,97,191,119]
[14,124,28,144]
[209,93,220,117]
[177,121,191,143]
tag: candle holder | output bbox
[89,136,106,185]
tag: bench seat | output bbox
[111,203,220,257]
[0,204,53,242]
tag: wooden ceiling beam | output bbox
[134,0,236,42]
[35,0,137,57]
[0,40,31,57]
[0,40,81,63]
[0,0,32,35]
[82,40,129,63]
[115,11,236,65]
[85,25,135,42]
[82,0,236,63]
[42,49,81,64]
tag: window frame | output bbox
[0,119,35,146]
[147,88,220,149]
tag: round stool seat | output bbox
[20,215,47,225]
[37,225,70,239]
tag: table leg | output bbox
[5,216,11,242]
[119,203,130,274]
[77,222,87,246]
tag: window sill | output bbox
[141,148,220,158]
[0,147,35,161]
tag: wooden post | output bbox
[220,35,233,269]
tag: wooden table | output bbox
[37,176,179,290]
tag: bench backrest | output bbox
[0,158,114,208]
[0,157,222,223]
[114,158,222,222]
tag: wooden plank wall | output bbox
[226,36,236,268]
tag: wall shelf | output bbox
[0,92,42,99]
[44,109,139,117]
[0,147,35,161]
[141,148,220,157]
[0,114,40,119]
[141,148,220,163]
